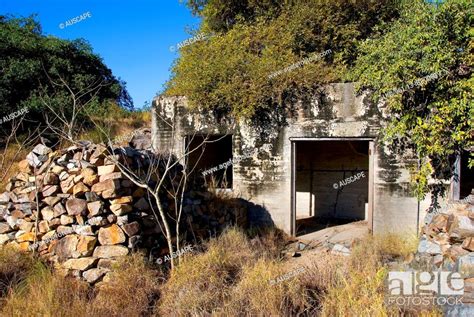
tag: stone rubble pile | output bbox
[414,190,474,302]
[0,141,247,284]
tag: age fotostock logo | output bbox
[387,271,464,307]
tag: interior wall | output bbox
[295,141,369,220]
[186,134,233,188]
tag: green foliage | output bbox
[168,0,400,134]
[350,0,473,199]
[0,15,132,136]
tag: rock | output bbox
[53,203,67,217]
[91,179,121,193]
[110,196,133,205]
[0,234,10,245]
[97,258,118,269]
[83,268,108,284]
[77,236,97,256]
[43,196,61,206]
[87,201,103,216]
[42,185,59,197]
[107,214,117,223]
[116,215,128,226]
[99,172,123,182]
[93,245,129,258]
[110,204,132,216]
[85,191,100,202]
[97,165,118,176]
[98,224,126,245]
[63,257,98,271]
[17,232,35,242]
[54,235,79,260]
[0,192,10,204]
[122,222,140,236]
[18,221,33,232]
[331,243,351,256]
[463,237,474,252]
[43,172,59,185]
[0,222,12,234]
[457,253,474,278]
[32,144,52,156]
[26,152,41,168]
[74,225,94,236]
[60,177,75,194]
[128,235,141,249]
[417,239,442,255]
[66,199,87,216]
[134,197,150,211]
[38,220,50,233]
[73,182,90,197]
[449,216,474,239]
[41,207,55,221]
[60,215,74,225]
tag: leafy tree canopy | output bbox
[0,15,132,135]
[168,0,401,129]
[350,0,473,198]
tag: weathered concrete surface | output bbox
[152,83,438,236]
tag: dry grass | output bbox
[1,260,90,317]
[315,234,440,317]
[0,143,29,191]
[0,251,161,317]
[89,253,162,317]
[1,229,442,317]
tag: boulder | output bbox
[66,199,87,216]
[417,239,442,255]
[83,268,108,284]
[122,222,140,237]
[77,236,97,256]
[54,235,79,260]
[93,245,129,258]
[91,179,121,193]
[98,224,126,245]
[63,257,98,271]
[110,204,132,216]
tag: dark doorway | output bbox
[460,150,474,199]
[185,134,233,189]
[292,140,370,236]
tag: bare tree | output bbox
[88,112,229,269]
[38,67,108,142]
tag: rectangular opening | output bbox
[460,150,474,199]
[185,134,233,189]
[292,139,370,236]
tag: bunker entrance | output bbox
[292,140,370,236]
[185,134,233,189]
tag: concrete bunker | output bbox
[291,139,371,236]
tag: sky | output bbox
[0,0,201,109]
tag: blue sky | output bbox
[0,0,200,109]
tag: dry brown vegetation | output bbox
[0,228,442,317]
